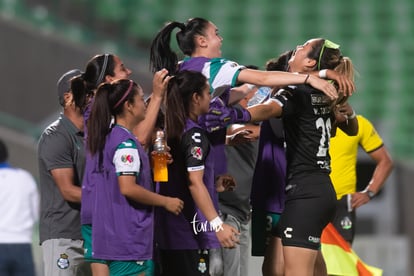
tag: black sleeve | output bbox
[180,127,210,171]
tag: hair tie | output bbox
[113,80,134,109]
[96,54,109,86]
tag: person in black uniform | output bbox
[156,70,239,276]
[205,38,357,276]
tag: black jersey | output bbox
[273,84,333,177]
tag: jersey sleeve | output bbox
[207,58,245,89]
[39,131,75,171]
[113,138,141,176]
[272,86,297,117]
[180,128,210,172]
[358,115,384,153]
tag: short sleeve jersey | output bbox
[156,119,220,250]
[273,84,333,178]
[329,115,384,198]
[179,57,245,93]
[113,139,141,176]
[38,114,85,243]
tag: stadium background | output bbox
[0,0,413,275]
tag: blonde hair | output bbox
[334,56,358,82]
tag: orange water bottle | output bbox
[152,130,168,182]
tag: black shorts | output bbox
[275,173,336,250]
[331,195,356,244]
[159,249,210,276]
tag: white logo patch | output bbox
[191,132,201,143]
[284,227,293,238]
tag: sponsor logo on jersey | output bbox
[284,227,293,238]
[122,141,133,147]
[311,94,330,105]
[121,154,134,164]
[191,132,201,143]
[308,236,320,243]
[191,146,203,160]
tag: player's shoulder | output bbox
[183,127,208,144]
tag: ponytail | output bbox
[87,83,113,156]
[150,21,184,74]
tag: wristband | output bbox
[319,69,328,79]
[209,216,224,232]
[348,109,356,119]
[304,74,310,84]
[367,190,375,199]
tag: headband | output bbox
[96,54,109,86]
[317,39,340,70]
[113,80,134,109]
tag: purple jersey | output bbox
[251,119,286,213]
[81,99,93,225]
[156,119,220,250]
[81,152,96,225]
[91,125,154,260]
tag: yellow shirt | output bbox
[329,115,383,199]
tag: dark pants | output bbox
[0,243,35,276]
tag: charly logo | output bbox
[57,253,69,269]
[284,227,293,238]
[191,213,215,235]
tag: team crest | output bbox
[198,257,207,273]
[57,253,69,269]
[341,216,352,230]
[191,146,203,160]
[121,154,134,164]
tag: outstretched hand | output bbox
[326,70,356,97]
[307,75,338,100]
[227,129,258,146]
[198,97,251,132]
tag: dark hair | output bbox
[145,96,165,130]
[87,79,139,157]
[0,139,8,163]
[71,54,116,112]
[307,39,342,71]
[308,38,355,91]
[245,65,259,70]
[165,70,208,145]
[266,50,294,72]
[150,17,210,74]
